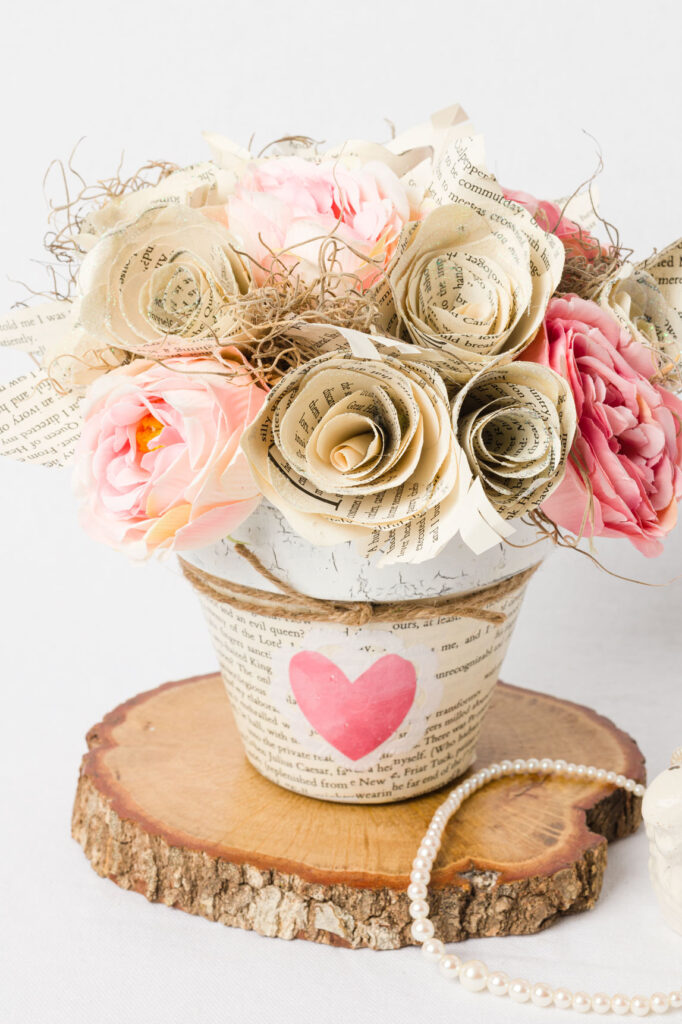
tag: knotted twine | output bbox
[179,543,539,626]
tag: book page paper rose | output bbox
[452,360,576,519]
[77,205,250,357]
[240,326,510,563]
[599,239,682,384]
[377,136,564,382]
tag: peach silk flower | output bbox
[503,188,603,263]
[73,354,267,557]
[204,157,412,288]
[526,295,682,556]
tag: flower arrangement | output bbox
[1,103,681,566]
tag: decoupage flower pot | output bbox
[183,501,546,804]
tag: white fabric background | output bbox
[2,1,681,1020]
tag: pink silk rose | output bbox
[73,354,267,557]
[526,295,682,555]
[205,157,412,288]
[503,187,603,263]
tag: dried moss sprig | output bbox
[42,142,179,300]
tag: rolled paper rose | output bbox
[527,295,682,555]
[503,187,604,264]
[240,326,509,564]
[598,243,682,385]
[78,205,250,357]
[218,156,412,288]
[452,360,576,519]
[383,198,564,381]
[73,353,267,557]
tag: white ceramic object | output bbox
[186,501,546,803]
[643,749,682,935]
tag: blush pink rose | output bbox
[526,295,682,555]
[73,354,267,557]
[206,157,411,288]
[503,187,604,263]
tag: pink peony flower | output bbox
[73,354,267,557]
[503,187,604,263]
[206,157,412,287]
[526,296,682,555]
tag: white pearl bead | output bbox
[669,990,682,1009]
[635,783,646,798]
[611,993,631,1015]
[459,960,489,992]
[606,771,618,784]
[412,856,430,871]
[586,766,597,780]
[420,836,437,851]
[565,762,578,777]
[513,758,527,773]
[407,882,427,901]
[553,987,573,1009]
[420,937,444,962]
[489,763,502,778]
[531,983,554,1007]
[595,768,607,782]
[651,992,670,1014]
[486,971,509,997]
[593,992,611,1015]
[417,846,434,862]
[499,759,513,774]
[509,979,531,1003]
[574,765,588,779]
[410,918,434,943]
[573,991,592,1013]
[625,778,637,792]
[539,758,554,773]
[554,759,568,774]
[410,868,430,885]
[630,994,651,1016]
[526,758,540,773]
[479,768,492,783]
[409,899,429,919]
[615,774,627,788]
[438,953,462,979]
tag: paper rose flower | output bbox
[598,253,682,384]
[382,200,564,381]
[240,328,483,564]
[452,360,576,519]
[528,295,682,555]
[73,354,267,557]
[218,157,412,288]
[78,205,250,357]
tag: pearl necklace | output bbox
[409,757,681,1016]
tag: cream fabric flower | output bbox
[78,205,249,357]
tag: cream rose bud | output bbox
[240,329,472,564]
[382,190,563,382]
[78,205,250,356]
[452,360,576,519]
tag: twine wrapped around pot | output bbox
[179,543,539,626]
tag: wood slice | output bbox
[72,674,645,950]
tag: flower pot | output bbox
[183,501,545,804]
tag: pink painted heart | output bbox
[288,651,417,761]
